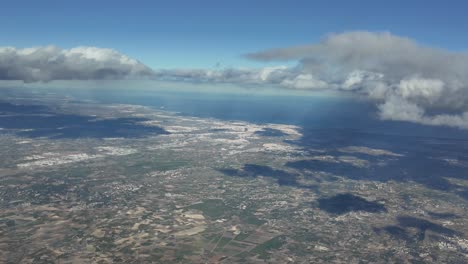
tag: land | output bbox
[0,92,467,263]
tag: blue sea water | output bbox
[65,87,468,140]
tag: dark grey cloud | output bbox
[0,46,153,82]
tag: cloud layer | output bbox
[245,31,468,129]
[2,32,468,129]
[0,46,153,82]
[151,32,468,128]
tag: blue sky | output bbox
[1,0,467,69]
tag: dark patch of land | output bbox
[378,216,460,242]
[219,164,316,190]
[0,101,168,139]
[317,193,386,215]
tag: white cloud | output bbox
[257,66,288,81]
[0,46,153,82]
[152,31,468,129]
[280,74,328,90]
[397,78,444,103]
[246,31,468,129]
[379,96,468,129]
[342,70,384,91]
[378,96,425,123]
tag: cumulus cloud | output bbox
[0,46,153,82]
[245,31,468,129]
[379,96,468,128]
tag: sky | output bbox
[1,0,468,68]
[1,0,468,130]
